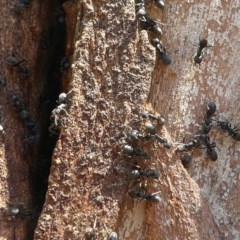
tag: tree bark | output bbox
[0,0,240,239]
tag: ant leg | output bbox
[12,217,16,240]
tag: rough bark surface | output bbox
[0,0,41,239]
[0,0,240,240]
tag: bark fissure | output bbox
[32,0,69,224]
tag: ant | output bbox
[128,130,172,148]
[128,189,161,202]
[59,56,70,72]
[217,117,240,141]
[195,134,218,161]
[122,145,150,159]
[48,89,73,135]
[8,93,38,140]
[206,101,216,116]
[176,138,199,152]
[24,117,38,140]
[193,36,211,64]
[14,0,31,12]
[131,166,160,179]
[49,103,69,135]
[0,76,7,87]
[180,154,192,168]
[202,101,217,134]
[8,94,25,113]
[139,15,163,35]
[151,38,171,65]
[128,129,145,142]
[154,134,172,148]
[144,133,172,148]
[140,109,165,125]
[6,54,30,78]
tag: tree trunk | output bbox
[0,0,240,239]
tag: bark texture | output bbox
[0,0,41,239]
[0,0,240,240]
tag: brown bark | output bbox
[0,1,41,239]
[1,0,240,239]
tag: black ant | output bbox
[202,101,217,134]
[128,189,161,202]
[8,93,37,140]
[0,76,7,87]
[154,134,172,148]
[180,154,192,168]
[176,138,199,152]
[144,133,172,148]
[8,94,25,112]
[206,101,216,116]
[14,0,31,12]
[59,56,70,72]
[122,145,150,159]
[140,109,165,125]
[193,37,211,64]
[139,15,163,35]
[128,130,145,142]
[217,117,240,141]
[6,55,30,78]
[25,117,38,140]
[128,130,172,148]
[131,167,160,179]
[128,129,155,142]
[195,134,218,161]
[151,38,171,65]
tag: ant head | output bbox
[206,101,217,116]
[180,154,192,168]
